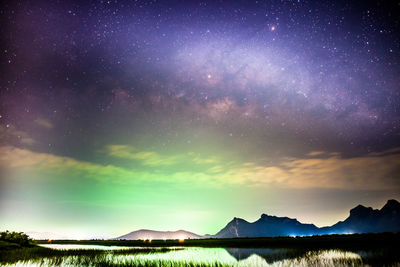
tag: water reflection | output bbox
[130,247,365,266]
[226,247,308,263]
[3,245,399,266]
[39,244,135,250]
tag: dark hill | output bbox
[214,215,319,238]
[214,199,400,238]
[320,199,400,234]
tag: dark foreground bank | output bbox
[36,232,400,249]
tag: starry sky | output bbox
[1,0,400,239]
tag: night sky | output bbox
[1,0,399,239]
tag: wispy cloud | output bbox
[106,145,181,166]
[106,145,223,167]
[34,117,53,129]
[306,151,325,157]
[1,145,399,190]
[0,146,133,184]
[0,124,36,146]
[225,151,400,190]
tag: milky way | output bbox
[1,0,399,238]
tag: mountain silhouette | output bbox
[320,199,400,234]
[214,215,319,238]
[115,199,400,239]
[214,199,400,238]
[114,229,201,240]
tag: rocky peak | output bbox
[381,199,400,214]
[349,204,374,217]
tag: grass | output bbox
[0,240,22,250]
[0,246,176,265]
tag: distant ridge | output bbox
[114,229,202,240]
[319,199,400,235]
[114,199,400,239]
[214,215,319,238]
[214,199,400,238]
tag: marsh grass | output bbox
[4,248,396,267]
[1,242,399,266]
[0,246,175,266]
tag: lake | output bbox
[3,244,399,266]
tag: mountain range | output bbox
[318,199,400,235]
[115,229,201,240]
[116,199,400,239]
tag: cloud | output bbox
[0,124,36,146]
[106,145,182,166]
[0,146,132,184]
[226,151,400,190]
[35,117,53,129]
[106,145,223,167]
[306,151,325,157]
[1,145,399,191]
[0,145,229,186]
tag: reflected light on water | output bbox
[4,245,396,267]
[39,244,135,250]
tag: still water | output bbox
[39,244,136,250]
[6,244,399,266]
